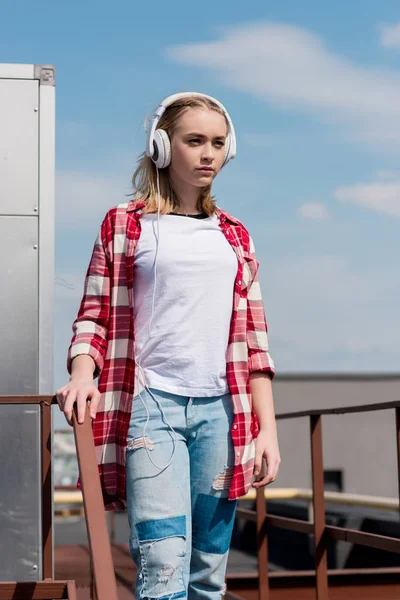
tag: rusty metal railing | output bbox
[4,395,400,599]
[233,399,400,600]
[68,400,118,600]
[0,395,78,599]
[0,396,118,600]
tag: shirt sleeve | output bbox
[246,235,276,379]
[66,218,111,379]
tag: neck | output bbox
[169,175,203,214]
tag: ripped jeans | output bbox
[125,386,238,600]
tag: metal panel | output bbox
[38,76,55,395]
[37,70,56,579]
[0,79,39,215]
[0,217,38,394]
[0,62,56,580]
[0,404,42,580]
[0,63,35,79]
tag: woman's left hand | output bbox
[252,429,281,488]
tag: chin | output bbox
[196,172,215,181]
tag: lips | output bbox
[197,167,214,172]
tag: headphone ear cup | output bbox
[221,133,232,169]
[153,129,171,168]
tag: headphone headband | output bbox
[145,92,236,169]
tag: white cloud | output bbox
[333,180,400,217]
[56,169,134,224]
[379,22,400,49]
[56,254,399,379]
[376,169,400,180]
[166,22,400,152]
[263,254,399,371]
[298,202,330,220]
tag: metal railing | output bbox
[53,398,400,597]
[3,395,400,599]
[0,395,79,600]
[67,400,118,600]
[232,399,400,599]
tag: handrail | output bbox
[69,401,118,600]
[4,394,399,599]
[275,398,400,419]
[0,395,79,599]
[233,399,400,600]
[0,395,119,600]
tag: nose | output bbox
[201,142,215,162]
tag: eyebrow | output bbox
[185,132,226,140]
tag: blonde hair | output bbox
[130,95,229,216]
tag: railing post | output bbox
[67,580,78,600]
[310,414,329,599]
[72,404,118,600]
[396,407,400,518]
[40,399,53,579]
[90,553,97,600]
[256,462,270,600]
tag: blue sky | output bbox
[2,1,400,417]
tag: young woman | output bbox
[56,92,281,600]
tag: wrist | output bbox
[258,421,278,435]
[69,373,93,382]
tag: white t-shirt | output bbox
[133,211,238,397]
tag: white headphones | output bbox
[144,91,237,169]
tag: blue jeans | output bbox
[125,386,238,600]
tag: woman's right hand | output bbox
[55,377,101,426]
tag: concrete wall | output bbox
[269,374,400,498]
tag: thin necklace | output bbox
[174,211,201,216]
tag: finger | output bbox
[77,390,88,424]
[253,475,271,487]
[253,451,263,476]
[270,462,280,481]
[268,458,280,481]
[63,390,76,425]
[89,391,100,420]
[253,468,273,486]
[56,389,67,411]
[254,461,279,486]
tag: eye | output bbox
[215,140,225,148]
[188,138,201,145]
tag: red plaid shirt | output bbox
[67,198,275,510]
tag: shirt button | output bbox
[236,451,240,457]
[238,279,241,285]
[233,424,237,429]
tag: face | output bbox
[168,107,228,189]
